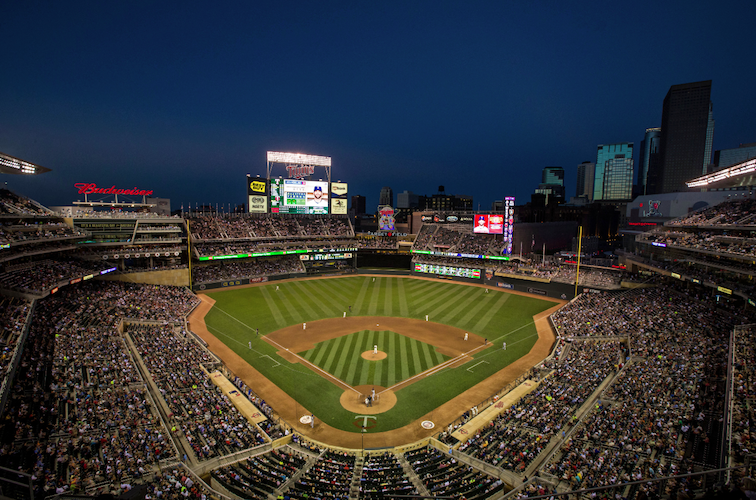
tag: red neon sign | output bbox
[74,183,154,196]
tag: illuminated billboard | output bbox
[503,196,515,254]
[270,179,329,214]
[378,205,395,231]
[247,176,268,213]
[473,214,504,234]
[414,263,481,279]
[267,152,331,167]
[331,182,348,215]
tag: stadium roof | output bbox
[687,157,756,189]
[0,151,51,175]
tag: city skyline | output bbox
[1,2,755,212]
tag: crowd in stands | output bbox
[412,224,505,256]
[543,286,749,496]
[77,245,184,259]
[138,466,215,500]
[127,323,267,460]
[188,215,353,241]
[640,228,756,259]
[668,197,756,227]
[193,239,355,258]
[0,189,52,216]
[731,324,755,473]
[287,450,355,499]
[0,258,115,294]
[406,446,506,499]
[412,254,626,289]
[212,447,308,499]
[0,281,199,497]
[629,250,756,300]
[0,241,79,264]
[68,208,180,219]
[355,235,398,249]
[491,261,625,288]
[0,221,87,245]
[0,296,30,376]
[458,340,622,473]
[193,255,304,284]
[360,452,417,498]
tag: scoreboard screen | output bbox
[414,263,481,279]
[473,214,504,234]
[270,179,329,214]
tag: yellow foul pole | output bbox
[574,226,582,298]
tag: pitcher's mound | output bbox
[361,350,387,360]
[341,385,397,414]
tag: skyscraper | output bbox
[713,143,756,171]
[576,161,595,201]
[646,80,714,194]
[535,166,565,202]
[638,127,661,195]
[351,195,366,215]
[594,143,634,201]
[378,186,393,207]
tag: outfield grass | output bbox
[203,275,554,433]
[301,330,450,387]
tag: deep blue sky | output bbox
[2,1,755,212]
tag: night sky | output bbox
[2,1,755,213]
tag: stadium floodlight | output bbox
[687,158,756,188]
[0,151,52,175]
[267,151,331,167]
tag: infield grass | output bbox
[302,330,450,387]
[203,275,555,432]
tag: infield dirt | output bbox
[188,276,563,449]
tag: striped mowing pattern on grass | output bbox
[301,330,450,387]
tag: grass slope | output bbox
[204,276,554,432]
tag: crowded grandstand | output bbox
[0,184,755,500]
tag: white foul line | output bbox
[265,337,361,395]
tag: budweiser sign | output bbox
[285,165,315,179]
[74,183,154,196]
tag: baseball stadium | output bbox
[0,151,755,500]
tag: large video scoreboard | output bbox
[270,179,329,214]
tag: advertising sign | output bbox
[248,195,268,213]
[503,196,515,254]
[247,177,268,196]
[420,213,475,224]
[331,182,348,214]
[378,206,395,231]
[247,176,269,213]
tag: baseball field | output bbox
[191,275,560,442]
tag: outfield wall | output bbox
[193,272,305,291]
[484,274,578,299]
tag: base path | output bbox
[188,276,564,449]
